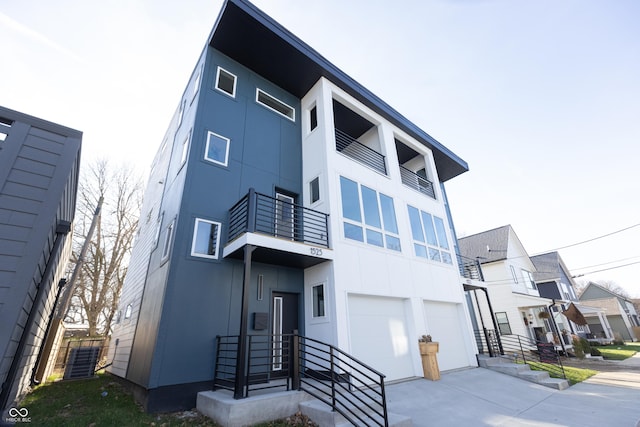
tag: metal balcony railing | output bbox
[227,189,330,248]
[335,128,387,175]
[399,165,435,199]
[458,254,484,281]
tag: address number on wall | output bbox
[310,248,323,256]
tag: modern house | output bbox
[458,226,561,346]
[0,106,82,414]
[531,252,610,343]
[107,0,479,413]
[579,282,639,342]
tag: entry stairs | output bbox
[197,386,412,427]
[477,355,569,390]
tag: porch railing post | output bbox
[247,188,256,233]
[330,346,336,410]
[292,330,300,390]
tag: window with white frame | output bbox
[161,218,175,260]
[495,312,512,334]
[310,177,320,204]
[312,284,325,318]
[339,176,400,251]
[124,304,133,319]
[256,88,295,121]
[192,67,201,102]
[215,66,237,97]
[309,105,318,131]
[191,218,222,259]
[510,265,519,283]
[180,131,191,165]
[407,205,452,264]
[521,269,536,290]
[204,131,230,166]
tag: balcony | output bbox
[335,128,386,175]
[458,254,484,281]
[224,189,332,268]
[399,165,435,198]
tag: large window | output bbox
[407,205,452,264]
[205,131,230,166]
[339,176,400,251]
[191,218,222,259]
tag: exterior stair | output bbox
[478,355,569,390]
[299,397,412,427]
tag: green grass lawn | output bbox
[595,342,640,360]
[526,362,597,385]
[19,372,315,427]
[20,373,217,427]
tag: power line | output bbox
[542,223,640,253]
[571,261,640,278]
[572,255,640,271]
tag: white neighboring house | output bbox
[579,282,639,342]
[458,226,565,347]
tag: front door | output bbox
[275,193,295,240]
[272,292,299,376]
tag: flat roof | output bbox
[208,0,469,182]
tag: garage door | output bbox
[348,295,414,381]
[423,301,470,371]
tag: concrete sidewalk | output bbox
[385,357,640,427]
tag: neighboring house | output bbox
[458,226,563,347]
[0,106,82,414]
[107,0,478,412]
[579,282,639,342]
[531,252,611,343]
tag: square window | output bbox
[312,284,325,318]
[191,218,222,259]
[344,223,363,242]
[216,66,237,97]
[310,177,320,203]
[205,131,230,166]
[386,235,401,252]
[414,244,427,258]
[366,229,384,247]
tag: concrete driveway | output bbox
[385,353,640,427]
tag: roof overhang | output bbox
[207,0,469,182]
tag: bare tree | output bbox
[65,159,142,336]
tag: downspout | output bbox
[0,221,71,410]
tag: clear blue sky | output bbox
[2,0,639,296]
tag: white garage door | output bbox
[348,295,414,381]
[423,301,470,371]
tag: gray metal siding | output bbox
[0,106,81,408]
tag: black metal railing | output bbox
[474,329,501,357]
[335,128,387,175]
[227,189,330,248]
[458,255,483,281]
[214,333,389,427]
[498,334,566,380]
[399,165,435,198]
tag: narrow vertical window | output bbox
[205,131,230,166]
[310,177,320,203]
[161,219,175,260]
[191,218,222,259]
[510,265,519,283]
[124,304,133,319]
[312,284,325,318]
[257,275,264,301]
[215,66,237,97]
[496,312,512,335]
[180,132,191,165]
[178,100,186,127]
[192,68,201,102]
[309,105,318,131]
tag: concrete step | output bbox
[300,398,412,427]
[479,357,571,391]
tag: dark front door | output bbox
[272,292,298,376]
